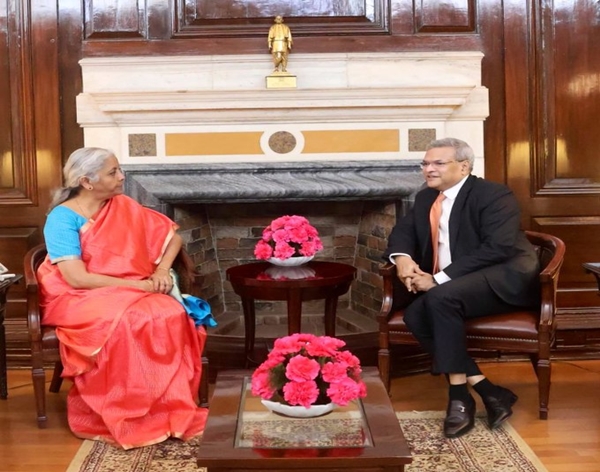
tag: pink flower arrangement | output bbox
[251,333,367,408]
[254,215,323,261]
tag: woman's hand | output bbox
[149,268,174,294]
[137,279,151,292]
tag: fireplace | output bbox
[123,160,424,336]
[77,50,488,353]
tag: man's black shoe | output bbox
[483,386,518,429]
[443,395,476,438]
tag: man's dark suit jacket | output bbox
[384,175,540,307]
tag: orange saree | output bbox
[37,195,208,449]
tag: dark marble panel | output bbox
[123,160,425,215]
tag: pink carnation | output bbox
[273,243,296,259]
[321,361,349,383]
[283,380,320,408]
[273,333,315,354]
[334,349,361,369]
[272,229,290,243]
[262,227,274,241]
[327,377,362,407]
[305,336,346,357]
[251,371,275,400]
[285,355,320,382]
[288,226,309,243]
[254,240,273,259]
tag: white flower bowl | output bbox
[261,399,335,418]
[267,255,314,267]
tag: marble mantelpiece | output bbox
[79,52,488,175]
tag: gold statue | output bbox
[268,16,293,73]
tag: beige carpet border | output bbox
[67,411,548,472]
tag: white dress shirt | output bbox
[389,175,469,285]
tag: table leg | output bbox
[324,296,339,337]
[241,297,256,361]
[287,289,302,335]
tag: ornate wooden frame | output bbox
[174,0,390,37]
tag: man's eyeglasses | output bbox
[419,160,461,169]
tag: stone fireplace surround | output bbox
[123,160,425,337]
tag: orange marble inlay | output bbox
[166,132,263,156]
[302,130,399,153]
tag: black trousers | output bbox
[403,270,527,376]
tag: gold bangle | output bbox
[156,267,170,272]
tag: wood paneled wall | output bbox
[1,0,599,364]
[0,0,62,364]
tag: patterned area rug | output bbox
[66,411,548,472]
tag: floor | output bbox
[1,360,600,471]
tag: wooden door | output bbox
[0,0,63,364]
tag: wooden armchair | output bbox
[377,230,565,419]
[24,243,210,428]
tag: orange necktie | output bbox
[430,192,446,274]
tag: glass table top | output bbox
[234,376,373,449]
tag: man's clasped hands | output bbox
[394,255,438,293]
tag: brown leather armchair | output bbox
[377,230,565,420]
[24,243,210,428]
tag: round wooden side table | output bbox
[226,261,356,359]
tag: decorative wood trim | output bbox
[531,2,600,195]
[556,307,600,330]
[83,0,146,40]
[2,0,38,206]
[415,0,476,33]
[173,0,390,37]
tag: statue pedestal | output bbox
[266,72,297,89]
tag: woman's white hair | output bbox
[48,147,115,211]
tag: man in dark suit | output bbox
[384,137,539,438]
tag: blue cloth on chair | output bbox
[180,294,217,328]
[168,269,217,328]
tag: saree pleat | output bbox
[38,195,208,449]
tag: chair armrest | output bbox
[531,232,566,329]
[377,262,398,324]
[24,245,44,345]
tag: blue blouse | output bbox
[44,206,88,263]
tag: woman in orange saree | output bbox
[37,147,208,449]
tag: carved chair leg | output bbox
[49,361,64,393]
[529,353,540,378]
[536,357,551,420]
[378,348,391,395]
[31,366,47,428]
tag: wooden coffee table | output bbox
[197,366,412,471]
